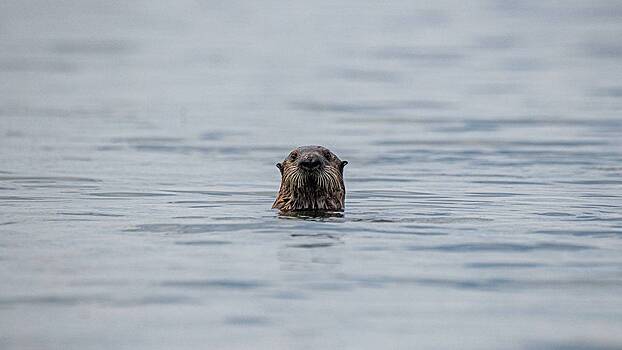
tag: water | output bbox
[1,1,622,349]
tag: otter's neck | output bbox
[273,180,344,212]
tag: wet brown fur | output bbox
[272,146,347,212]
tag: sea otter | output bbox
[272,146,347,212]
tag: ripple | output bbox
[124,144,284,155]
[287,242,339,249]
[0,176,100,183]
[224,316,270,326]
[471,180,549,185]
[466,192,526,197]
[535,212,575,217]
[328,68,400,83]
[169,200,218,204]
[347,275,510,290]
[58,212,124,217]
[559,180,622,185]
[161,279,267,290]
[534,230,622,237]
[0,196,48,201]
[407,277,513,290]
[348,177,416,183]
[174,240,232,246]
[290,99,452,114]
[465,262,545,269]
[407,242,594,252]
[89,192,175,198]
[374,139,608,147]
[128,223,264,234]
[351,275,622,291]
[164,189,274,197]
[0,294,106,306]
[349,190,435,199]
[291,233,339,238]
[346,226,449,236]
[112,136,184,143]
[199,131,231,140]
[122,295,197,306]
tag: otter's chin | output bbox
[309,169,333,183]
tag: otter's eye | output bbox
[323,150,332,159]
[289,152,298,160]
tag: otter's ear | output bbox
[340,160,348,172]
[276,162,283,175]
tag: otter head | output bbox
[272,145,348,212]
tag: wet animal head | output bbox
[273,146,347,212]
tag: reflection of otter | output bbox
[273,146,347,212]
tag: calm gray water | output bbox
[1,1,622,349]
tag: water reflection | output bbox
[277,210,345,220]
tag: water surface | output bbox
[1,1,622,349]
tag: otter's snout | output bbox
[298,153,322,170]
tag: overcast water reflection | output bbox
[1,1,622,349]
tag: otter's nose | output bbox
[299,154,321,170]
